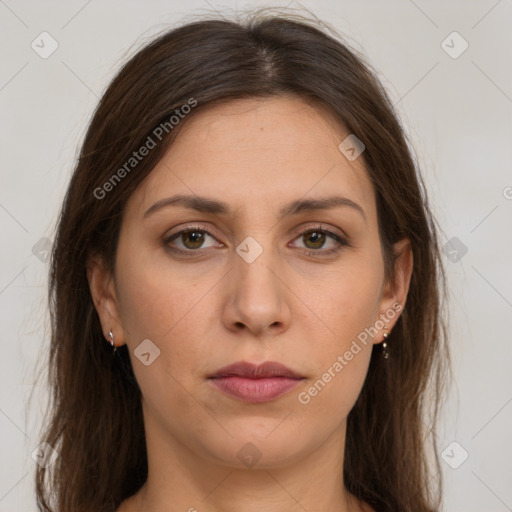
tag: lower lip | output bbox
[209,376,303,403]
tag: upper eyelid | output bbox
[165,224,223,243]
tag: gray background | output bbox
[1,0,511,510]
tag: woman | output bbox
[35,9,449,512]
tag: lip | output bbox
[208,361,304,403]
[209,361,303,379]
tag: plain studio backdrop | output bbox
[1,1,511,511]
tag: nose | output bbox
[221,241,292,337]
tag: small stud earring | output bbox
[382,330,390,359]
[108,329,117,355]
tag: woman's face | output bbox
[90,95,411,469]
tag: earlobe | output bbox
[86,255,126,347]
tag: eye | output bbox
[291,225,349,257]
[163,224,350,257]
[164,226,221,253]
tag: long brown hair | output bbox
[34,8,449,512]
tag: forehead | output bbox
[125,95,376,225]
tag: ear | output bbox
[86,255,126,347]
[374,237,413,344]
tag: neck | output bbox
[119,408,371,512]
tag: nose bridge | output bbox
[235,232,279,301]
[227,231,289,333]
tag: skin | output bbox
[88,95,413,512]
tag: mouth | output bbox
[208,361,305,403]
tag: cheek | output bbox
[115,250,216,391]
[115,247,201,340]
[292,261,381,414]
[296,274,379,414]
[114,260,209,422]
[295,346,371,445]
[295,259,383,344]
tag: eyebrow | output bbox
[143,193,366,222]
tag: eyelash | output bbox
[163,224,350,258]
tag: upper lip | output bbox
[209,361,303,379]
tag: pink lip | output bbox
[210,376,303,403]
[208,361,304,403]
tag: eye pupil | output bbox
[183,230,204,248]
[305,231,325,249]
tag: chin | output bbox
[197,425,314,470]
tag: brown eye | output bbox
[164,227,219,252]
[292,227,347,256]
[180,230,206,249]
[302,230,327,250]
